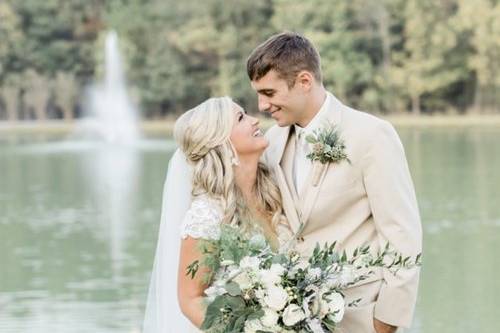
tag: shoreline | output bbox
[1,114,500,136]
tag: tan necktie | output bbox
[294,128,311,195]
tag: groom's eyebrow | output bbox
[257,89,275,95]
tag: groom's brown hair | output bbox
[247,31,322,88]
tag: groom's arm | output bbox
[362,120,422,329]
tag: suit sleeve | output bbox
[362,120,422,328]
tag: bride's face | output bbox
[229,103,268,156]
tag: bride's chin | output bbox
[259,137,269,149]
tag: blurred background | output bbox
[0,0,499,332]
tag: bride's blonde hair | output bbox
[174,97,285,239]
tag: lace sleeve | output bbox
[180,196,224,240]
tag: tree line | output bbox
[0,0,499,121]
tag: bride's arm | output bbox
[177,236,210,327]
[177,195,223,326]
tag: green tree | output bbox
[455,0,500,112]
[273,0,374,110]
[389,0,466,114]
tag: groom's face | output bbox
[251,70,307,127]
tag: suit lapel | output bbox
[270,127,301,233]
[298,161,331,225]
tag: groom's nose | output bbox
[258,96,271,113]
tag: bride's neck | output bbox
[233,155,259,200]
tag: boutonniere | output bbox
[305,122,350,165]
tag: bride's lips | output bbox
[252,128,263,137]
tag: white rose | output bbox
[354,253,373,268]
[204,285,226,301]
[261,307,279,328]
[255,288,266,300]
[244,319,264,333]
[240,256,261,271]
[270,263,286,276]
[307,318,326,333]
[263,286,289,311]
[282,303,306,326]
[325,275,340,289]
[259,268,282,288]
[325,292,345,322]
[307,267,322,280]
[339,265,355,285]
[233,271,253,290]
[312,296,330,319]
[289,259,309,278]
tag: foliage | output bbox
[189,225,421,332]
[1,0,499,120]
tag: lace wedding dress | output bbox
[143,150,292,333]
[180,195,224,241]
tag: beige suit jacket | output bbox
[263,92,422,330]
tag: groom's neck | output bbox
[297,86,326,128]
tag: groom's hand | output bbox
[373,318,397,333]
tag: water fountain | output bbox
[79,31,140,144]
[88,31,139,270]
[1,30,173,333]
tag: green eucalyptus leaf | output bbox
[225,281,242,296]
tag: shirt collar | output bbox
[294,93,331,141]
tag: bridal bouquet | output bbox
[187,225,420,333]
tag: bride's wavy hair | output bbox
[174,97,285,238]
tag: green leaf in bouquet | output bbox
[271,254,288,265]
[247,308,264,320]
[225,281,242,296]
[186,260,199,279]
[231,315,247,332]
[248,233,268,251]
[341,250,347,262]
[201,295,246,330]
[223,305,264,333]
[347,298,362,307]
[323,315,338,331]
[201,296,225,329]
[225,295,246,311]
[416,253,422,265]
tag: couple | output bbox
[143,32,422,333]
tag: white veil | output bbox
[142,148,195,332]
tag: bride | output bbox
[143,97,292,332]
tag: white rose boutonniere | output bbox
[305,122,350,165]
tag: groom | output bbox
[248,32,422,333]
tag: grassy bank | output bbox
[1,114,500,137]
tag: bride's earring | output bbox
[229,142,240,166]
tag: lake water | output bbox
[1,127,499,333]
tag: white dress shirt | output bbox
[293,93,331,195]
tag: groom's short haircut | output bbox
[247,31,322,88]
